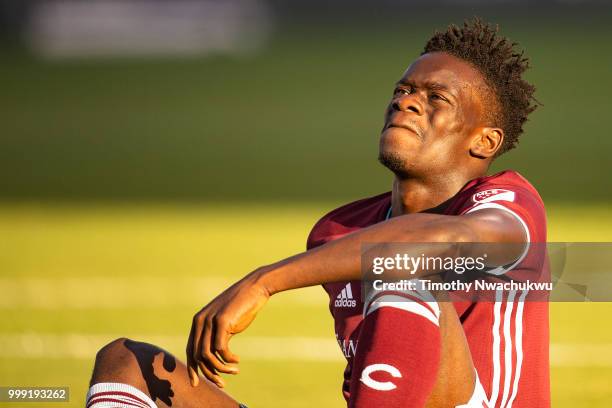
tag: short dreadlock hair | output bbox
[423,18,538,156]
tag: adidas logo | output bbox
[335,283,357,308]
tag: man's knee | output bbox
[95,337,131,364]
[91,338,179,406]
[94,338,177,378]
[91,337,144,385]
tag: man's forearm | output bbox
[254,212,475,295]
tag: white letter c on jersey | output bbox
[360,363,402,391]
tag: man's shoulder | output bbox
[446,170,544,214]
[449,169,547,240]
[307,192,391,249]
[464,170,542,199]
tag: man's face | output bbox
[379,51,488,178]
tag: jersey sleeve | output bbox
[456,183,547,278]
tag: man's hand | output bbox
[186,272,270,387]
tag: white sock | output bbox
[86,382,157,408]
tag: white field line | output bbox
[0,333,610,367]
[0,278,327,309]
[549,343,612,367]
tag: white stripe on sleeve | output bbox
[365,294,440,327]
[466,202,530,276]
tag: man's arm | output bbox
[186,208,526,387]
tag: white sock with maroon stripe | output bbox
[86,383,157,408]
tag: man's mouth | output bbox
[385,122,421,138]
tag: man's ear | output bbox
[469,127,504,158]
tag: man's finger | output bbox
[198,361,225,388]
[200,319,238,374]
[214,328,240,365]
[186,319,200,386]
[191,315,206,383]
[187,366,199,387]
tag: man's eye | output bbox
[394,87,411,96]
[430,93,444,101]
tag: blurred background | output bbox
[0,0,611,407]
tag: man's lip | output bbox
[386,123,420,136]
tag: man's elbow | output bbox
[424,219,477,243]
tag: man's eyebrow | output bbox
[395,80,454,93]
[425,81,460,100]
[427,82,451,91]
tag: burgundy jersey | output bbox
[307,170,550,408]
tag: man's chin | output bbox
[378,151,412,178]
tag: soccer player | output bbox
[86,19,548,407]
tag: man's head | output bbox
[379,18,537,179]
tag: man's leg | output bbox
[426,301,477,407]
[349,289,476,408]
[87,338,243,408]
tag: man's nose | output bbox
[392,94,423,116]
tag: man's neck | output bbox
[390,171,482,216]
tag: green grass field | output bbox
[0,202,611,407]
